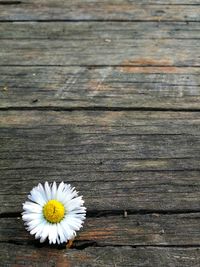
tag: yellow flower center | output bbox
[43,200,65,223]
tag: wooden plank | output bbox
[1,171,200,213]
[0,111,200,213]
[1,213,200,245]
[1,1,199,266]
[1,22,200,39]
[0,38,199,66]
[0,0,199,21]
[0,21,198,66]
[0,66,200,109]
[1,244,200,267]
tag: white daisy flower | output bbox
[22,181,86,244]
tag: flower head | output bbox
[22,182,86,244]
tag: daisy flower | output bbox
[22,181,86,244]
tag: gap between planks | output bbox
[1,213,200,246]
[0,107,200,112]
[1,209,200,219]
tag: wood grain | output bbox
[0,66,199,109]
[0,0,199,21]
[1,22,200,39]
[1,213,200,246]
[0,38,198,66]
[1,244,199,267]
[0,110,199,213]
[1,0,200,265]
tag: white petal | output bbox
[28,187,46,206]
[30,221,44,236]
[22,213,42,222]
[56,190,68,203]
[52,224,58,244]
[64,215,83,231]
[56,182,65,202]
[68,213,86,221]
[23,201,42,213]
[66,206,86,216]
[66,196,84,212]
[37,183,48,202]
[56,184,78,204]
[26,218,44,231]
[51,182,57,199]
[35,220,46,239]
[69,207,86,215]
[57,223,66,243]
[60,219,76,240]
[47,224,54,244]
[48,224,58,244]
[57,182,64,194]
[40,222,50,243]
[44,182,52,200]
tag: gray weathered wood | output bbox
[1,213,200,245]
[1,22,200,39]
[0,38,199,66]
[0,0,199,21]
[1,171,200,213]
[1,0,200,264]
[1,244,199,267]
[0,20,198,67]
[0,111,199,213]
[0,66,199,109]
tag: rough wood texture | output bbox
[1,0,200,266]
[0,21,198,66]
[0,111,199,213]
[0,0,200,21]
[1,214,200,246]
[1,22,200,39]
[0,38,199,66]
[0,66,199,109]
[1,244,200,267]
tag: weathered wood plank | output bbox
[0,0,199,21]
[1,214,200,245]
[1,244,199,267]
[1,1,199,266]
[0,38,199,66]
[0,21,198,67]
[0,66,199,109]
[1,171,200,213]
[0,111,199,213]
[1,22,200,39]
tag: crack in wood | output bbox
[1,106,200,112]
[0,19,200,22]
[1,240,200,250]
[1,209,200,219]
[0,1,21,5]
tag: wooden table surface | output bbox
[0,1,200,266]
